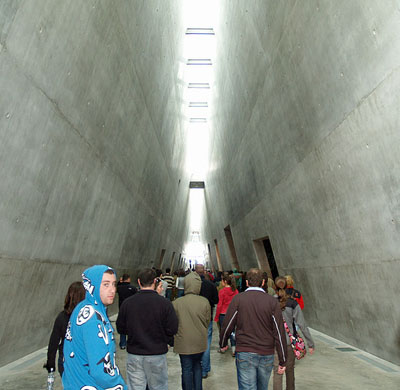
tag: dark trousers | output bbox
[179,353,203,390]
[273,345,295,390]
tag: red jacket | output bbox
[286,286,304,310]
[214,287,239,321]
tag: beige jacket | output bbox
[173,272,211,354]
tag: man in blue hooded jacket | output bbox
[63,265,127,390]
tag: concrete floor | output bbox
[0,320,398,389]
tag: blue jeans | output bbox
[236,352,274,390]
[126,353,168,390]
[177,289,184,298]
[219,314,236,347]
[201,320,213,376]
[119,333,127,348]
[179,353,203,390]
[166,289,172,300]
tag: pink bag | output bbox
[284,321,306,360]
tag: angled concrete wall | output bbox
[0,1,188,366]
[204,1,400,364]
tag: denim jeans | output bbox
[218,314,236,347]
[236,352,274,390]
[201,320,213,376]
[166,289,172,301]
[126,353,168,390]
[177,289,185,298]
[179,353,203,390]
[119,333,127,348]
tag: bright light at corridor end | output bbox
[181,1,220,264]
[183,189,207,266]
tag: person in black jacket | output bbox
[116,268,178,390]
[194,264,219,379]
[44,281,85,377]
[117,273,137,349]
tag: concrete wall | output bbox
[1,0,400,368]
[0,0,188,366]
[204,1,400,364]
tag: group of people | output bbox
[45,264,314,390]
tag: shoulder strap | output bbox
[283,319,294,339]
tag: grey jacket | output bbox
[282,299,314,348]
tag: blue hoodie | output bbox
[62,265,127,390]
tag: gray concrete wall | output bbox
[0,0,188,366]
[2,0,400,368]
[204,1,400,364]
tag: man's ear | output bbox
[138,279,142,288]
[261,279,265,287]
[246,280,249,287]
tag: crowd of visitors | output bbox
[45,264,314,390]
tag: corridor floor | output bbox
[0,320,398,389]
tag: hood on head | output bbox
[184,272,202,295]
[82,265,116,309]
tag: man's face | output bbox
[100,272,117,306]
[195,265,205,275]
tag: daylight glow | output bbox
[181,1,220,263]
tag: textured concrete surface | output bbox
[1,0,400,369]
[0,0,188,366]
[0,320,398,389]
[204,0,400,365]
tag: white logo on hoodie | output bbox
[77,305,95,325]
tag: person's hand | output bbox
[309,347,314,355]
[277,365,286,375]
[156,283,164,295]
[43,362,55,373]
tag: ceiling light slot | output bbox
[188,83,210,89]
[186,28,215,35]
[187,59,212,66]
[189,181,205,189]
[189,118,207,123]
[189,102,208,108]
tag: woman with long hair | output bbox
[214,275,239,356]
[44,281,85,377]
[272,277,315,390]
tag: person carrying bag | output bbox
[273,277,315,390]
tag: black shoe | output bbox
[202,373,208,379]
[120,346,126,350]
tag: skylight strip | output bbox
[189,181,205,188]
[189,118,207,123]
[188,83,210,89]
[186,28,215,35]
[187,58,213,66]
[189,102,208,108]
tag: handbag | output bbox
[283,320,306,360]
